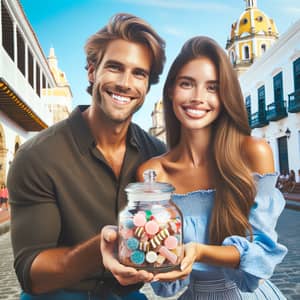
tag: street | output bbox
[0,208,300,299]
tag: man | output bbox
[7,13,166,299]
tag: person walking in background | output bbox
[284,169,296,192]
[0,183,8,211]
[7,13,166,300]
[137,36,287,299]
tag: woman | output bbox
[137,36,287,299]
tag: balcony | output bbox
[266,101,287,121]
[250,111,268,129]
[288,89,300,113]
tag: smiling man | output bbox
[8,13,166,300]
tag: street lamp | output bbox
[285,128,291,139]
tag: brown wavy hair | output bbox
[84,13,166,95]
[163,36,256,244]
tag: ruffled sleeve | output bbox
[222,173,288,292]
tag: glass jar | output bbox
[118,170,183,273]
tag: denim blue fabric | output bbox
[20,290,147,300]
[151,173,287,299]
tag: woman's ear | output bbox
[87,64,95,83]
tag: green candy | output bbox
[145,210,152,220]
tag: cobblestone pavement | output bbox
[1,208,299,299]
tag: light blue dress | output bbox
[152,173,288,299]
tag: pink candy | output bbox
[145,220,159,235]
[133,213,147,227]
[164,236,178,250]
[159,246,178,264]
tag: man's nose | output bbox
[116,72,131,91]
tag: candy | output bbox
[126,237,139,250]
[124,219,135,229]
[164,236,178,250]
[145,220,159,235]
[146,251,158,263]
[139,241,150,252]
[133,213,147,227]
[159,246,178,264]
[134,227,146,239]
[157,228,170,241]
[155,254,166,266]
[130,250,145,265]
[120,229,134,239]
[145,210,152,221]
[150,235,161,249]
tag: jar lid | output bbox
[125,169,175,194]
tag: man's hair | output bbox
[84,13,166,95]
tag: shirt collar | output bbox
[68,105,142,154]
[68,105,95,155]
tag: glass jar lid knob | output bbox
[143,169,157,183]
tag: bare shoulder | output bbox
[242,136,275,175]
[136,154,167,182]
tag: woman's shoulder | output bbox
[242,136,275,174]
[136,153,169,182]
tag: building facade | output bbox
[239,19,300,179]
[0,0,72,184]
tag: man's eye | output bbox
[134,70,147,79]
[107,64,121,71]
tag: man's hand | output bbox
[100,225,154,285]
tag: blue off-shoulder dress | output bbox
[152,173,288,299]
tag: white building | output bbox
[0,0,72,184]
[239,19,300,179]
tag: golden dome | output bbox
[229,1,278,41]
[237,9,278,37]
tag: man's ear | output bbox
[87,64,95,83]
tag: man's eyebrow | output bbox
[104,59,122,66]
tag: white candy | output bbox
[146,251,158,263]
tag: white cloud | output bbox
[283,6,300,16]
[118,0,232,12]
[162,26,188,38]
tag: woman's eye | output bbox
[207,83,219,92]
[179,81,193,88]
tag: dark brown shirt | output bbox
[7,106,166,294]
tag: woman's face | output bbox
[170,56,221,131]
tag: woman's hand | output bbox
[100,225,154,285]
[153,242,200,282]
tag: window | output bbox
[1,2,14,61]
[17,28,25,75]
[245,95,251,125]
[244,46,250,59]
[293,58,300,91]
[28,48,34,88]
[36,63,40,96]
[258,85,266,114]
[273,72,283,102]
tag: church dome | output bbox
[236,8,278,38]
[229,0,278,42]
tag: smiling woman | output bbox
[137,36,287,299]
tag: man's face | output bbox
[89,39,152,124]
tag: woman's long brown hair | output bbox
[163,36,256,244]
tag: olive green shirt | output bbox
[7,106,166,294]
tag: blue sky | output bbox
[19,0,300,131]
